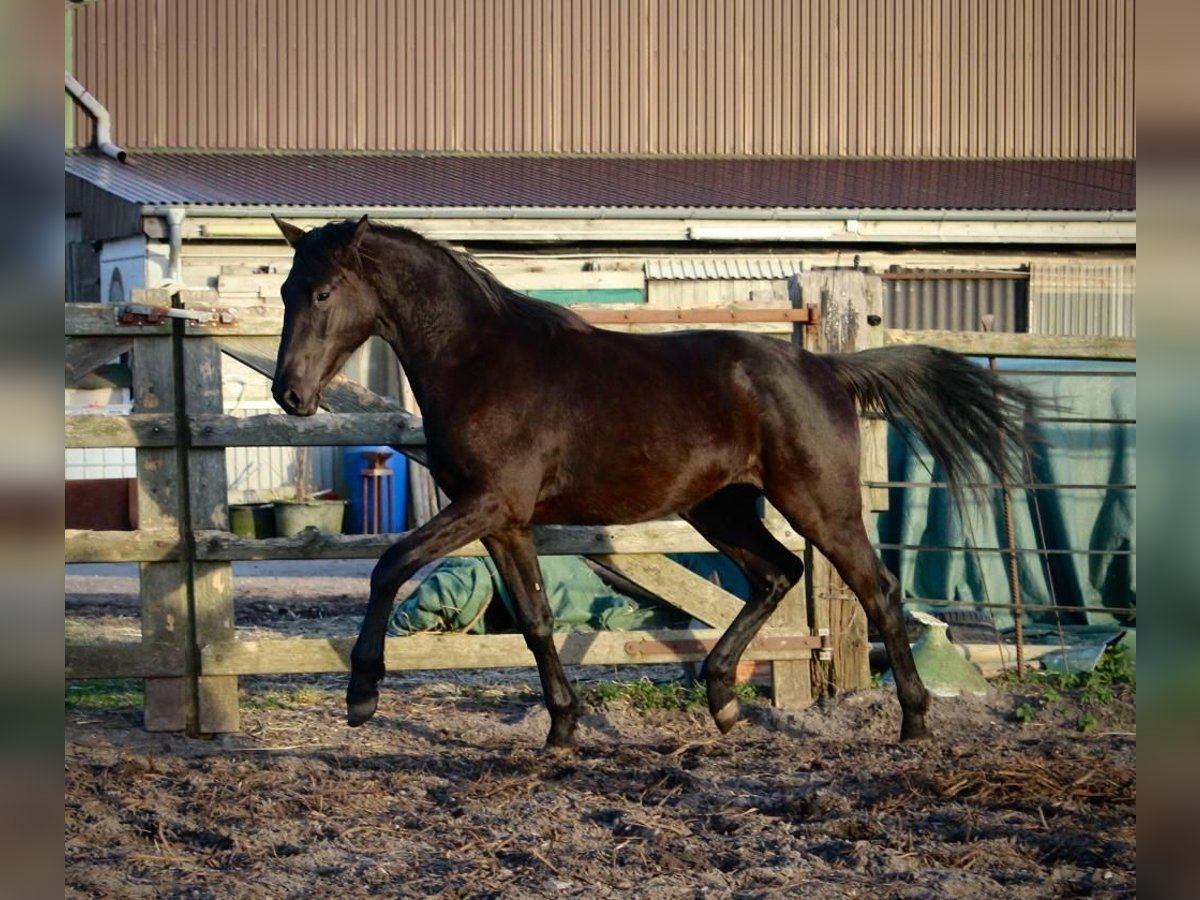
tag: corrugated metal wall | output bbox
[883,275,1028,332]
[1030,262,1136,337]
[70,0,1135,158]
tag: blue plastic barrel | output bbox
[342,445,408,534]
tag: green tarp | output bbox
[388,555,690,636]
[875,358,1135,631]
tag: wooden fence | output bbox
[64,277,1136,734]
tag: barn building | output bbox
[65,0,1135,512]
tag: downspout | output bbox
[164,207,186,285]
[65,71,127,162]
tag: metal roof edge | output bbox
[141,204,1137,223]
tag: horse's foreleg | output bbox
[348,495,507,727]
[483,530,582,749]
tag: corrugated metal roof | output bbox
[65,153,1136,212]
[646,259,806,280]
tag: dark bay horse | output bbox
[270,215,1038,748]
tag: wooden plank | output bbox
[762,500,814,708]
[65,303,171,337]
[573,306,816,325]
[795,272,874,696]
[65,336,131,386]
[182,332,240,734]
[132,319,195,733]
[66,642,186,679]
[590,554,743,629]
[65,528,182,563]
[188,302,818,334]
[189,412,424,448]
[65,414,175,449]
[201,629,819,676]
[885,328,1136,361]
[216,335,429,465]
[193,521,807,561]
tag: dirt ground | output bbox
[65,566,1136,899]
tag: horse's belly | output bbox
[531,440,755,525]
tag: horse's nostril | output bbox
[284,389,302,411]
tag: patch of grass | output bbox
[587,678,707,711]
[1005,644,1135,704]
[66,679,144,711]
[586,677,767,712]
[1005,645,1135,728]
[241,685,338,710]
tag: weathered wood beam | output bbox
[590,554,743,629]
[189,413,424,448]
[885,328,1136,361]
[66,336,131,386]
[192,521,805,561]
[65,414,176,448]
[65,528,182,563]
[201,629,818,676]
[66,642,186,679]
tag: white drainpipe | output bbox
[164,207,186,285]
[65,72,127,162]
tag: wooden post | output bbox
[763,502,814,708]
[761,278,818,709]
[791,271,878,695]
[131,290,192,731]
[178,292,240,733]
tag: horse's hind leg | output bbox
[768,483,931,742]
[682,485,806,734]
[483,529,582,749]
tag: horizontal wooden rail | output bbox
[193,521,805,561]
[67,642,185,679]
[189,412,425,448]
[885,328,1136,361]
[66,303,172,337]
[201,628,817,676]
[66,414,176,449]
[66,529,182,563]
[163,303,819,336]
[573,307,816,325]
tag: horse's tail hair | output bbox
[824,344,1046,507]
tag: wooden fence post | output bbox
[131,289,193,731]
[791,271,879,695]
[178,291,240,733]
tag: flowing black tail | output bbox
[825,344,1045,506]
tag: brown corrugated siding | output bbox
[71,0,1135,158]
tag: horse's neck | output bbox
[374,254,502,418]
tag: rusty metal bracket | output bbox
[116,304,238,327]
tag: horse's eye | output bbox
[315,291,331,302]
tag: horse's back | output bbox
[516,326,853,523]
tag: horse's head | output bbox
[271,215,378,416]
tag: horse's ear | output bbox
[272,214,306,248]
[349,214,370,249]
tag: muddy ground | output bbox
[65,565,1136,898]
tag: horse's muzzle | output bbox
[273,384,319,417]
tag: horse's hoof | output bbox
[899,715,931,742]
[542,740,578,757]
[346,692,379,727]
[712,698,741,734]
